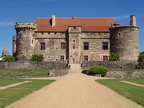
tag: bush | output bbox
[88,66,108,77]
[3,55,15,62]
[109,53,119,61]
[138,52,144,68]
[30,54,44,62]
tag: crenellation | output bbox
[15,22,36,30]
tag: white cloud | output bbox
[0,22,14,26]
[114,15,130,20]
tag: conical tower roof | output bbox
[2,47,10,56]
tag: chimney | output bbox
[52,14,56,27]
[130,15,136,26]
[72,16,76,19]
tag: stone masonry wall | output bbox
[35,32,66,61]
[81,32,110,61]
[106,71,144,78]
[83,61,137,70]
[0,61,67,70]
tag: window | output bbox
[102,42,108,50]
[73,39,75,43]
[84,42,89,50]
[61,42,65,49]
[103,56,108,61]
[73,46,75,49]
[84,55,88,61]
[40,42,45,50]
[60,55,64,61]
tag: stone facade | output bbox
[13,15,139,63]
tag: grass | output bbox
[0,68,49,77]
[96,79,144,107]
[0,79,26,87]
[122,78,144,85]
[0,79,55,108]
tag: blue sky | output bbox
[0,0,144,55]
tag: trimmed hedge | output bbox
[87,66,108,77]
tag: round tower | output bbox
[15,21,36,61]
[110,15,139,62]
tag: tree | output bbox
[138,51,144,68]
[109,53,119,61]
[30,54,44,62]
[3,55,15,69]
[3,55,15,62]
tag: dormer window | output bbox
[74,26,76,29]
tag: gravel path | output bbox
[6,72,144,108]
[121,81,144,87]
[0,81,31,90]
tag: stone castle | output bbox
[13,14,139,64]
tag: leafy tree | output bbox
[30,54,44,62]
[3,55,15,69]
[109,53,119,61]
[3,55,15,62]
[138,51,144,68]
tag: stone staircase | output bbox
[68,64,82,73]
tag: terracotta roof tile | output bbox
[35,17,116,32]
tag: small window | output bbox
[73,40,75,43]
[60,55,64,61]
[74,26,76,29]
[84,55,88,61]
[84,42,89,50]
[41,32,44,35]
[61,42,65,49]
[103,56,108,61]
[73,46,75,49]
[40,42,45,50]
[102,42,108,50]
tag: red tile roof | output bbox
[34,17,116,32]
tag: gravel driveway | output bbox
[6,72,144,108]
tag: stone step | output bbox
[70,64,81,70]
[68,69,82,73]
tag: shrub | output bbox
[138,51,144,68]
[88,66,108,77]
[30,54,44,62]
[3,55,15,62]
[109,53,119,61]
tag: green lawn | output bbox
[0,79,27,87]
[122,78,144,85]
[0,79,55,108]
[0,68,49,77]
[96,79,144,107]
